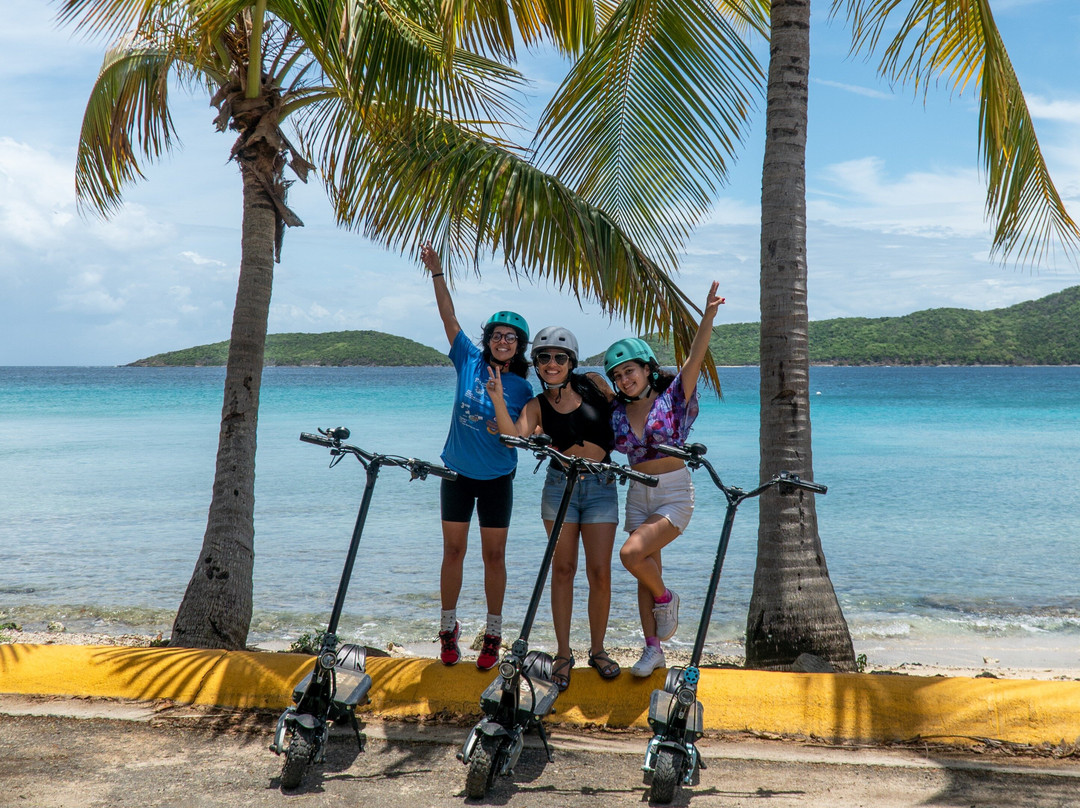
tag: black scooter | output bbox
[641,442,827,804]
[458,433,658,800]
[271,427,456,790]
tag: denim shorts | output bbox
[624,466,695,534]
[540,464,619,525]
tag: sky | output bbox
[1,0,1078,366]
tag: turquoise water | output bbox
[1,365,1078,659]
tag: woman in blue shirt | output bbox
[421,242,533,671]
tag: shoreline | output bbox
[7,629,1079,683]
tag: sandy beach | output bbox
[7,627,1079,683]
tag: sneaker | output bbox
[630,645,666,677]
[476,633,501,671]
[652,590,680,641]
[437,622,460,665]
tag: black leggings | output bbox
[440,471,514,528]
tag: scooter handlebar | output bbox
[407,461,457,481]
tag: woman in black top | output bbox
[489,326,620,690]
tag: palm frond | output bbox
[315,107,714,384]
[532,0,764,265]
[285,0,525,127]
[837,0,1080,265]
[76,42,182,215]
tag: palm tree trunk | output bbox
[170,148,277,650]
[745,0,855,671]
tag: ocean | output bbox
[1,365,1078,668]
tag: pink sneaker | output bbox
[476,633,501,671]
[437,622,460,665]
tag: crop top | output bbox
[611,371,699,466]
[537,387,614,461]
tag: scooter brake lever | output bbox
[532,457,545,475]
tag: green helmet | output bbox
[485,311,529,341]
[604,338,656,377]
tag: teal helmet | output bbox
[604,338,656,378]
[485,311,529,342]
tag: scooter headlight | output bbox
[676,687,696,707]
[319,650,338,671]
[498,661,516,680]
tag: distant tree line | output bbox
[637,286,1080,367]
[128,330,452,367]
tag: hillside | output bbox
[128,330,451,367]
[599,285,1080,367]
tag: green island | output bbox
[128,330,451,367]
[132,286,1079,367]
[592,285,1080,366]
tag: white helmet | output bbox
[531,326,579,362]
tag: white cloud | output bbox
[813,78,895,101]
[810,156,989,238]
[1028,96,1080,125]
[55,270,126,314]
[181,251,227,267]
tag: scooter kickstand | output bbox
[536,720,554,762]
[347,709,365,752]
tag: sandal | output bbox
[587,649,621,679]
[551,655,574,692]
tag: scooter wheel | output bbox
[649,747,684,804]
[464,736,500,799]
[280,732,312,791]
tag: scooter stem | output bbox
[326,460,382,638]
[689,496,739,669]
[518,466,579,644]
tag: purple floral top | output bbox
[611,371,700,465]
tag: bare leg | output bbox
[440,520,470,611]
[548,520,580,659]
[479,526,508,618]
[580,522,616,654]
[621,515,679,636]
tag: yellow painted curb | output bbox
[3,645,1079,747]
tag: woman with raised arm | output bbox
[604,283,725,677]
[421,242,534,671]
[488,327,620,691]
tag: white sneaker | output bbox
[630,645,666,677]
[652,590,680,641]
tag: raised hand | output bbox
[486,365,504,402]
[703,281,725,320]
[420,240,443,277]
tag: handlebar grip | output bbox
[626,469,660,488]
[425,464,458,481]
[778,472,827,494]
[299,432,334,447]
[499,434,529,448]
[656,443,690,460]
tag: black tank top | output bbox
[537,391,614,460]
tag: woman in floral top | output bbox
[604,282,725,677]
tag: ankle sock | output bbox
[645,636,661,649]
[485,613,502,636]
[440,610,456,633]
[654,588,673,604]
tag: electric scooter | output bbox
[458,433,658,800]
[641,442,827,804]
[271,427,456,790]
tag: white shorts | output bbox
[623,466,695,534]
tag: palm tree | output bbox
[62,0,764,648]
[745,0,1080,670]
[60,0,535,649]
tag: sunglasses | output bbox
[535,352,570,366]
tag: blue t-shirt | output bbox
[441,330,533,480]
